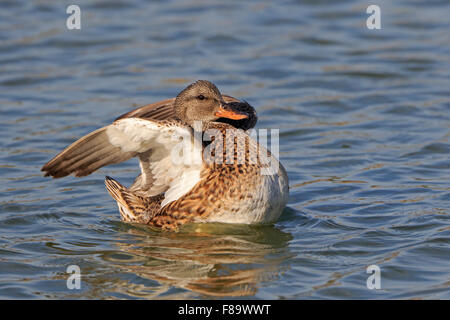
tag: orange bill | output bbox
[215,106,248,120]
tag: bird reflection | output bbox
[106,222,293,298]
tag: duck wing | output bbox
[44,116,193,166]
[114,98,176,121]
[42,118,204,206]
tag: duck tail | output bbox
[104,176,150,223]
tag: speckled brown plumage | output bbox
[104,121,284,231]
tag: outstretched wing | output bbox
[114,98,176,121]
[42,118,203,206]
[41,118,192,179]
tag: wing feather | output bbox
[41,119,189,179]
[42,127,134,178]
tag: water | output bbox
[0,0,449,299]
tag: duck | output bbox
[41,80,289,231]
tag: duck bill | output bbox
[215,105,248,120]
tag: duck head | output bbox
[174,80,248,126]
[216,101,257,131]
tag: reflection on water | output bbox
[83,223,293,298]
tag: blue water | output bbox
[0,0,449,299]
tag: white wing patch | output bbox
[105,118,203,207]
[161,167,201,207]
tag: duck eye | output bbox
[197,95,206,100]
